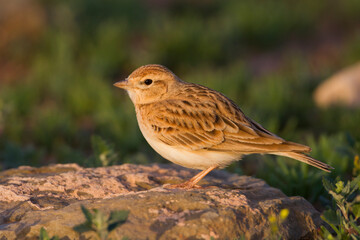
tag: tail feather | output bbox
[281,141,312,153]
[273,152,334,172]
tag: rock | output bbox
[314,62,360,108]
[0,163,322,239]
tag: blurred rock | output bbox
[0,163,321,239]
[314,62,360,108]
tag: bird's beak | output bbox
[113,79,130,89]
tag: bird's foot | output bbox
[163,166,218,190]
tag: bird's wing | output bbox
[145,99,226,150]
[144,84,310,153]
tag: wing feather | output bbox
[142,84,307,153]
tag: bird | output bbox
[114,64,333,189]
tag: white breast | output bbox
[136,111,241,170]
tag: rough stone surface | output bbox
[0,163,322,239]
[314,62,360,108]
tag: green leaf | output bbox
[342,180,351,196]
[321,209,339,225]
[109,210,129,223]
[39,227,50,240]
[319,226,333,240]
[328,191,344,203]
[81,205,93,223]
[349,176,360,194]
[92,209,107,231]
[107,210,129,232]
[335,181,344,194]
[39,227,60,240]
[73,223,93,233]
[352,203,360,219]
[322,177,334,193]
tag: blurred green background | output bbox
[0,0,360,205]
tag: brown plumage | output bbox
[114,64,333,188]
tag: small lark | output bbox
[114,64,333,189]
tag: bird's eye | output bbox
[144,79,153,85]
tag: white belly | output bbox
[136,114,241,170]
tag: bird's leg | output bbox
[165,166,217,189]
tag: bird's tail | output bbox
[272,152,334,172]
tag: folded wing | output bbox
[145,85,310,153]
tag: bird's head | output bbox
[114,64,180,105]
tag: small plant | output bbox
[257,133,358,204]
[320,175,360,239]
[73,205,129,240]
[39,227,60,240]
[89,135,118,167]
[268,208,289,240]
